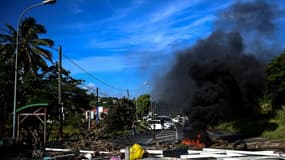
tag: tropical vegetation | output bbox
[0,17,136,141]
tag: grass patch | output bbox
[216,108,285,139]
[216,121,238,133]
[63,125,80,137]
[261,120,285,139]
[261,108,285,139]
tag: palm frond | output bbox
[5,24,16,35]
[2,16,54,76]
[33,38,54,47]
[33,46,52,60]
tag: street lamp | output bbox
[12,0,56,140]
[135,81,149,119]
[134,81,149,98]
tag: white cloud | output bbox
[190,15,216,27]
[150,5,177,23]
[86,14,215,52]
[87,82,96,89]
[150,0,200,23]
[83,0,219,52]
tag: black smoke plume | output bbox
[153,0,283,128]
[215,0,281,60]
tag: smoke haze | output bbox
[153,0,284,124]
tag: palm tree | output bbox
[0,17,54,137]
[0,17,54,76]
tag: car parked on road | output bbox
[148,119,163,130]
[163,121,176,130]
[158,115,176,130]
[172,115,189,126]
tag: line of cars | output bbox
[143,115,188,130]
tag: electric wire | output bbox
[80,83,113,97]
[61,53,125,92]
[49,47,126,97]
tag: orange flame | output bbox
[181,134,205,149]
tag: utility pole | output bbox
[96,88,99,123]
[151,101,156,140]
[127,89,130,99]
[58,45,63,140]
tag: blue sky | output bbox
[1,0,284,98]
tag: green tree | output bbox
[0,17,54,76]
[266,51,285,110]
[0,17,55,137]
[90,96,118,108]
[16,64,92,140]
[136,94,151,118]
[35,64,91,117]
[0,17,94,139]
[103,98,136,132]
[0,44,14,137]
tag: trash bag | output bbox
[130,143,144,160]
[163,147,188,158]
[110,155,121,160]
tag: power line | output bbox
[62,53,126,92]
[61,75,116,97]
[49,47,126,95]
[80,83,113,97]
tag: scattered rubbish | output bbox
[110,155,121,160]
[41,128,285,159]
[84,153,92,160]
[125,146,130,160]
[44,147,119,159]
[43,146,285,159]
[163,147,188,158]
[130,143,144,160]
[179,148,285,159]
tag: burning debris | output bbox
[181,134,205,149]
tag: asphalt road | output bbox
[110,128,180,148]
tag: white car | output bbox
[164,121,176,130]
[172,117,180,123]
[148,119,163,130]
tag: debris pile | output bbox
[42,125,285,159]
[63,125,120,152]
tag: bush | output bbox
[261,107,285,139]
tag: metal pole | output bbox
[58,45,63,139]
[127,89,129,99]
[96,88,99,123]
[44,107,47,144]
[12,1,53,141]
[152,101,156,140]
[17,115,20,142]
[88,111,91,129]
